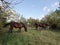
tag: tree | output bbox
[0,2,18,30]
[41,10,60,29]
[0,6,6,30]
[0,0,24,8]
[0,0,24,30]
[20,15,26,23]
[27,17,40,27]
[40,1,60,29]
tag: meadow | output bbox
[0,27,60,45]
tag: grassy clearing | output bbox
[0,28,60,45]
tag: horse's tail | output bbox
[3,23,10,27]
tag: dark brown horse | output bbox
[3,22,27,33]
[34,22,49,30]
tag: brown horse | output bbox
[3,22,27,33]
[34,22,49,30]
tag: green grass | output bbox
[0,28,60,45]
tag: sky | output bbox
[12,0,59,19]
[0,0,59,20]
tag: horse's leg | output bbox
[42,25,46,30]
[18,27,21,32]
[35,26,38,30]
[9,27,13,33]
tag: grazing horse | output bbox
[3,22,27,33]
[34,22,49,30]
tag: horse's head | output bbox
[20,22,27,32]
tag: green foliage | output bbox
[41,9,60,29]
[27,17,40,27]
[0,7,6,30]
[20,15,27,24]
[0,5,17,30]
[55,9,60,15]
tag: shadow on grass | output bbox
[49,29,60,33]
